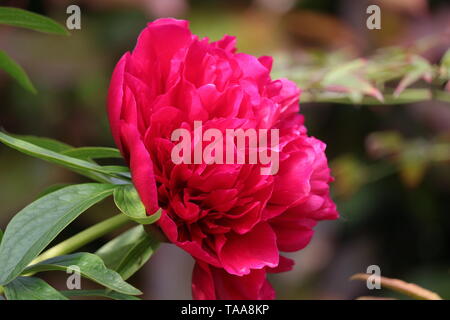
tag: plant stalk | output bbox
[31,214,132,265]
[301,89,450,105]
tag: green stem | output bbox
[31,214,131,265]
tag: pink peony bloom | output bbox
[107,18,338,300]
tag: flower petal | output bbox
[192,261,274,300]
[219,223,279,275]
[107,53,130,151]
[120,122,159,213]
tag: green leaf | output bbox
[0,229,3,244]
[60,289,140,300]
[37,183,70,198]
[322,59,383,103]
[0,50,36,93]
[0,6,69,35]
[394,56,433,96]
[0,131,128,183]
[440,48,450,80]
[103,165,130,173]
[25,253,141,295]
[4,277,68,300]
[11,134,72,152]
[102,166,131,180]
[0,183,117,285]
[96,225,159,280]
[114,185,161,225]
[61,147,122,160]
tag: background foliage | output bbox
[0,0,449,299]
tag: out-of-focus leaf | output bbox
[395,56,433,96]
[331,155,369,198]
[366,47,410,83]
[0,183,117,285]
[440,49,450,91]
[323,59,366,82]
[321,59,383,103]
[274,42,449,104]
[350,273,442,300]
[366,132,430,187]
[113,185,161,225]
[96,225,159,280]
[0,50,36,94]
[399,158,428,188]
[301,88,433,105]
[61,147,122,160]
[429,141,450,162]
[4,277,68,300]
[0,229,3,244]
[60,289,140,300]
[366,131,404,159]
[0,6,69,35]
[399,141,429,188]
[439,48,450,80]
[25,253,142,295]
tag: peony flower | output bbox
[107,18,338,299]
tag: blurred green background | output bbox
[0,0,449,299]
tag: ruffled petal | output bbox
[107,53,130,151]
[120,122,159,214]
[192,261,275,300]
[219,223,279,275]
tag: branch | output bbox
[302,89,450,105]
